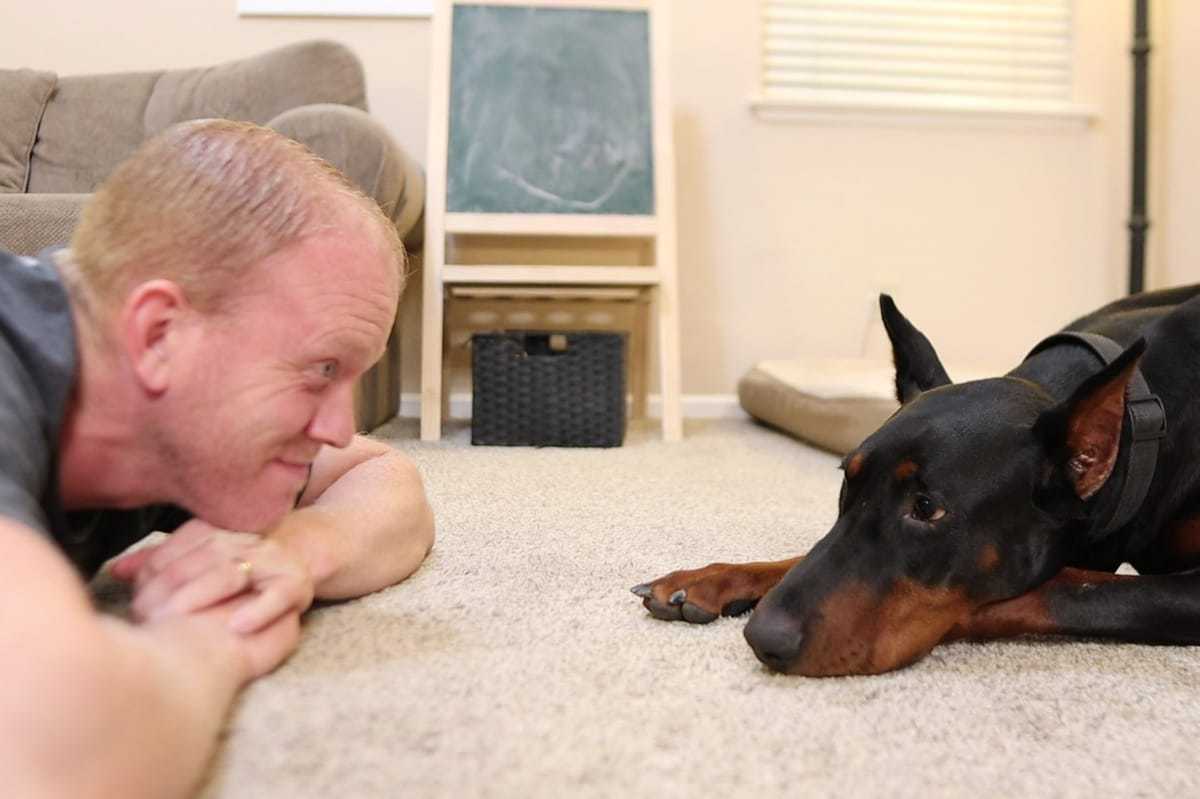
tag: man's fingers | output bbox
[138,529,215,586]
[131,547,226,620]
[186,598,303,682]
[228,584,308,634]
[120,524,314,634]
[108,548,154,581]
[147,559,254,622]
[237,610,303,679]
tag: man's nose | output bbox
[308,383,356,448]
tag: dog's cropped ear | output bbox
[880,294,951,404]
[1034,338,1146,502]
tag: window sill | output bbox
[750,91,1096,130]
[237,0,432,18]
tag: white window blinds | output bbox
[760,0,1079,116]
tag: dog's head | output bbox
[744,296,1146,676]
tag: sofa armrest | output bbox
[268,104,425,252]
[0,193,89,256]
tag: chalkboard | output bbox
[446,5,655,216]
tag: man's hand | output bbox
[157,594,303,682]
[109,519,315,634]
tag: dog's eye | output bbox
[911,494,945,522]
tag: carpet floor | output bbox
[181,418,1200,798]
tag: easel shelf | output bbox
[445,213,658,237]
[442,265,662,286]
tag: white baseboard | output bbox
[397,393,746,420]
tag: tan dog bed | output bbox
[739,357,997,455]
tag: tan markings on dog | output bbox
[1165,516,1200,567]
[977,544,1000,572]
[795,579,970,677]
[894,460,918,481]
[949,567,1134,641]
[869,579,971,674]
[950,590,1054,640]
[653,558,803,613]
[846,452,866,480]
[1053,567,1132,587]
[792,581,876,676]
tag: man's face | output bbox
[161,217,399,531]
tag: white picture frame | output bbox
[237,0,433,18]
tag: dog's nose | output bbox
[743,612,804,673]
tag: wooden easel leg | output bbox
[441,314,452,424]
[420,278,444,442]
[630,291,649,420]
[655,283,683,441]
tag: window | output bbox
[754,0,1090,122]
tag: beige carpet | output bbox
[175,418,1200,797]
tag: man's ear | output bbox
[879,294,951,404]
[120,280,191,396]
[1033,338,1146,501]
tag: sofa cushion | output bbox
[0,69,57,193]
[0,193,88,255]
[144,40,368,137]
[28,71,162,194]
[269,103,424,247]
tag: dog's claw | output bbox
[630,583,653,598]
[669,589,687,605]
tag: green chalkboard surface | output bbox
[446,5,655,216]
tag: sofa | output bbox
[0,40,425,431]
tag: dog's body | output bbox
[634,286,1200,676]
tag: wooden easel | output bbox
[420,0,682,442]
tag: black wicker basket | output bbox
[471,331,627,447]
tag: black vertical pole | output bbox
[1129,0,1150,294]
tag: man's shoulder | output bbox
[0,247,76,390]
[0,247,68,301]
[0,318,54,537]
[0,247,78,542]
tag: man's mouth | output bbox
[273,459,312,477]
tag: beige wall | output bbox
[1160,1,1200,289]
[3,0,1193,400]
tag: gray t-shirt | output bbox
[0,247,190,578]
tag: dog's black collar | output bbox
[1026,331,1166,550]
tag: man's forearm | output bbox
[269,452,434,600]
[12,615,244,799]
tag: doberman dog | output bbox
[633,287,1200,676]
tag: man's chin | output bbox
[204,497,294,534]
[189,465,308,531]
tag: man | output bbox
[0,119,435,797]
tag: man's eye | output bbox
[911,494,946,522]
[316,361,339,381]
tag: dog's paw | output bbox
[630,563,761,624]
